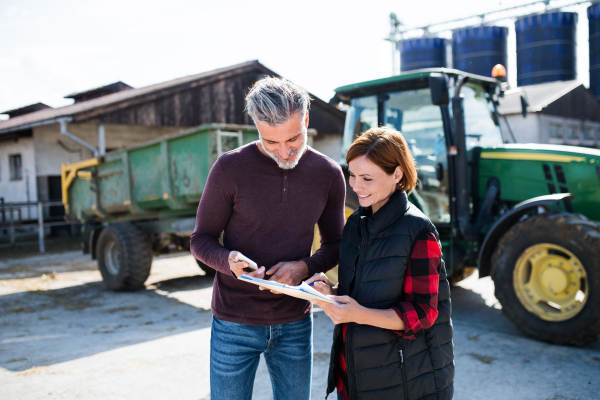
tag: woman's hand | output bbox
[305,273,335,296]
[312,296,364,325]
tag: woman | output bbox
[307,127,454,400]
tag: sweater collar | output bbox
[358,190,410,235]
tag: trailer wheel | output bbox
[492,213,600,346]
[196,259,216,276]
[97,222,153,291]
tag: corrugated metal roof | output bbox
[497,80,582,115]
[0,60,262,134]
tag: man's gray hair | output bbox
[245,77,311,126]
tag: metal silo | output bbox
[398,37,448,72]
[515,11,578,86]
[452,26,508,77]
[589,2,600,101]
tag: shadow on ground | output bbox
[0,273,215,372]
[151,274,215,292]
[450,276,600,347]
[450,284,520,336]
[0,236,81,261]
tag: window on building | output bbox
[9,154,22,181]
[565,125,579,140]
[596,128,600,142]
[549,123,563,139]
[583,127,594,141]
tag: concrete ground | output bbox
[0,249,599,400]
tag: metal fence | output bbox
[0,201,80,253]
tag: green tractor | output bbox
[330,69,600,346]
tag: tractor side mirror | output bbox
[429,73,449,106]
[520,95,529,118]
[435,163,444,182]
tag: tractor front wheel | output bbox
[97,223,153,291]
[492,213,600,346]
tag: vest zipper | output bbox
[355,221,368,290]
[346,326,359,400]
[399,340,409,400]
[347,219,368,399]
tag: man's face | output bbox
[256,112,309,170]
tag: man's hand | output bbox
[228,251,265,279]
[260,260,309,292]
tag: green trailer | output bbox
[62,123,262,289]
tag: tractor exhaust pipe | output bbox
[452,76,474,241]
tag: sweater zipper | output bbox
[399,339,409,400]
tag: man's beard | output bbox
[260,135,307,170]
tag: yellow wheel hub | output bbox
[541,267,568,293]
[513,243,588,322]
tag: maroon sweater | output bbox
[190,142,345,325]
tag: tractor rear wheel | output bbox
[196,259,216,276]
[492,213,600,346]
[97,222,153,291]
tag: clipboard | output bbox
[238,275,339,304]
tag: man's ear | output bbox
[304,111,309,128]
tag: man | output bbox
[190,77,345,400]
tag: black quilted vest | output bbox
[326,190,454,400]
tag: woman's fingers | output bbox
[312,299,333,311]
[312,300,351,325]
[330,295,352,304]
[305,272,330,285]
[310,281,331,295]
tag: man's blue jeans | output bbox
[210,314,313,400]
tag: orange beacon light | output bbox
[492,64,507,81]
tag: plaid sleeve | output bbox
[391,231,441,339]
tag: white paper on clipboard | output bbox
[238,275,339,304]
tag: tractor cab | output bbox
[334,68,504,228]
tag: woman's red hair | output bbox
[346,127,418,194]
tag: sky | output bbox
[0,0,595,119]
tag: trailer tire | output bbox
[196,259,216,276]
[97,222,153,291]
[492,213,600,346]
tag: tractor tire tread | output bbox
[97,222,152,291]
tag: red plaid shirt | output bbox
[337,231,442,399]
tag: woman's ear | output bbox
[394,166,404,184]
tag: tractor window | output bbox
[341,95,377,163]
[340,88,450,224]
[383,89,450,223]
[461,83,504,148]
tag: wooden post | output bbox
[9,206,15,247]
[38,202,45,253]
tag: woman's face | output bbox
[348,155,403,214]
